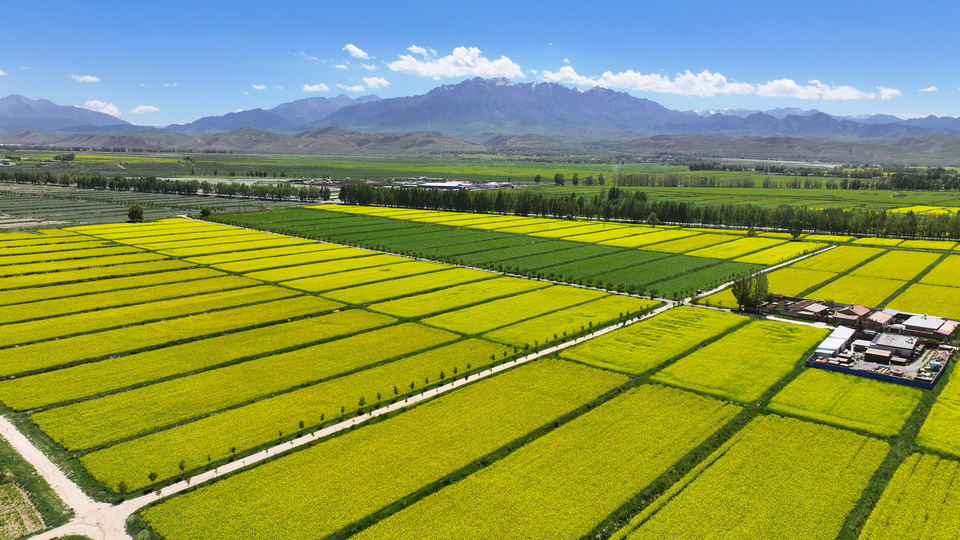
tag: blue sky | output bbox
[2,0,957,126]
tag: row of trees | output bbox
[0,169,331,202]
[688,163,960,191]
[339,184,960,239]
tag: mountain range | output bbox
[2,79,960,165]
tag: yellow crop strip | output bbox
[369,276,547,318]
[0,274,254,325]
[0,239,116,256]
[483,295,660,348]
[600,229,698,248]
[768,369,921,436]
[850,249,940,280]
[0,259,194,291]
[735,241,827,265]
[0,295,340,377]
[918,372,960,457]
[561,306,747,375]
[859,454,960,540]
[353,385,739,540]
[0,245,144,267]
[639,233,733,254]
[899,239,957,250]
[36,322,451,451]
[685,237,785,259]
[889,283,960,319]
[282,261,448,293]
[852,237,903,247]
[614,415,888,540]
[652,320,829,403]
[920,254,960,287]
[791,245,884,273]
[807,275,906,307]
[422,285,605,335]
[701,267,835,308]
[155,236,312,258]
[318,267,495,304]
[137,359,626,533]
[243,253,405,282]
[0,282,283,348]
[0,251,166,277]
[183,241,340,266]
[209,246,370,273]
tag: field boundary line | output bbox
[694,244,836,300]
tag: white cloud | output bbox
[252,84,266,90]
[361,63,377,71]
[70,74,100,83]
[163,82,179,87]
[919,86,938,93]
[83,100,120,116]
[343,44,370,59]
[0,70,6,77]
[362,76,389,89]
[302,83,330,93]
[129,105,159,114]
[297,51,319,61]
[563,58,570,64]
[542,65,895,101]
[274,85,284,90]
[878,87,901,100]
[408,45,436,57]
[235,108,243,113]
[334,63,349,70]
[337,83,365,92]
[388,46,524,79]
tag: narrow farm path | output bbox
[692,244,836,301]
[0,301,676,540]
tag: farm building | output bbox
[833,304,871,325]
[904,314,948,335]
[814,326,857,358]
[871,334,918,358]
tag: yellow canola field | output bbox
[850,249,940,280]
[318,267,495,304]
[768,369,921,437]
[0,295,340,377]
[0,259,193,291]
[0,251,166,277]
[561,307,746,375]
[859,454,960,540]
[244,253,404,282]
[899,239,957,251]
[183,242,340,266]
[209,246,369,273]
[282,261,448,293]
[0,309,393,411]
[852,237,903,247]
[791,245,884,273]
[600,229,698,248]
[0,245,146,267]
[613,415,888,540]
[0,239,116,256]
[807,275,905,308]
[918,371,960,457]
[888,205,959,215]
[685,237,784,260]
[422,285,605,335]
[483,295,660,348]
[920,254,960,287]
[701,267,834,309]
[735,241,827,265]
[369,276,547,318]
[888,283,960,320]
[639,233,734,254]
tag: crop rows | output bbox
[685,236,784,260]
[887,283,960,319]
[791,245,884,273]
[319,267,496,305]
[369,277,547,318]
[768,368,922,436]
[353,385,739,540]
[807,275,906,308]
[613,415,889,540]
[917,370,960,457]
[849,249,940,281]
[919,254,960,286]
[0,259,194,290]
[652,320,829,403]
[281,260,449,294]
[0,251,165,277]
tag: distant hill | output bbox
[0,95,131,131]
[169,94,380,134]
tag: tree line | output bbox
[339,183,960,239]
[0,169,331,202]
[686,163,960,191]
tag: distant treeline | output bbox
[0,169,331,201]
[339,183,960,239]
[684,163,960,191]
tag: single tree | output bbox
[128,203,144,222]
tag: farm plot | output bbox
[0,266,225,307]
[702,267,835,309]
[243,253,406,282]
[281,260,449,294]
[559,227,638,244]
[734,241,827,265]
[154,236,312,258]
[899,239,957,251]
[917,373,960,457]
[0,238,110,256]
[685,237,784,260]
[354,385,739,540]
[637,233,734,254]
[612,415,888,540]
[450,240,580,266]
[136,359,627,536]
[182,242,342,266]
[369,277,547,318]
[0,273,252,325]
[600,229,698,248]
[489,243,618,268]
[849,249,941,280]
[790,245,884,273]
[319,267,496,304]
[531,222,626,239]
[919,254,960,287]
[0,295,340,377]
[560,307,746,375]
[0,259,194,290]
[81,338,514,491]
[806,275,905,308]
[0,251,166,277]
[0,283,289,348]
[859,453,960,540]
[483,295,660,348]
[643,261,760,299]
[0,309,394,411]
[206,246,371,273]
[35,322,451,451]
[886,283,960,319]
[768,369,921,436]
[852,237,903,247]
[652,320,829,403]
[0,244,140,266]
[421,285,605,335]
